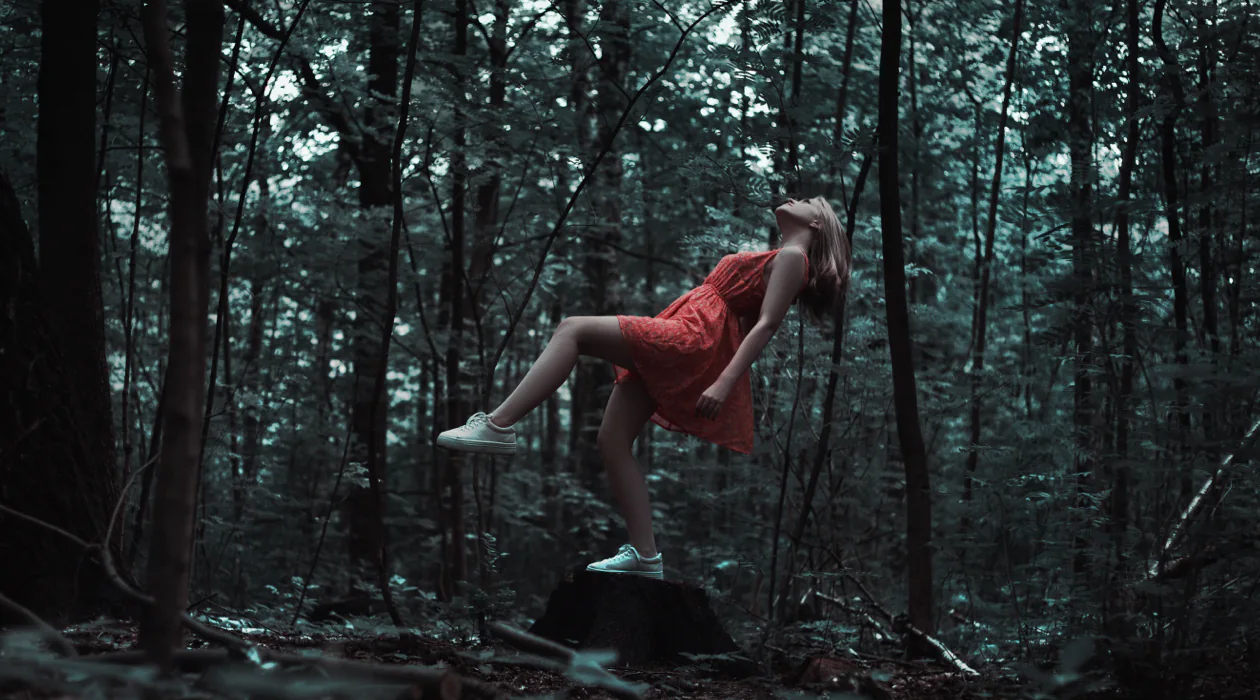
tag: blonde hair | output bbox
[798,197,852,325]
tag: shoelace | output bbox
[467,412,489,428]
[610,544,636,563]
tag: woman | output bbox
[437,196,852,579]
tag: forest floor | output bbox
[3,619,1258,700]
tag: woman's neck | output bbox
[777,228,812,250]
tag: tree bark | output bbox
[1195,4,1220,461]
[1064,0,1098,576]
[35,0,117,521]
[964,0,1023,504]
[441,0,472,593]
[139,0,223,669]
[576,0,631,488]
[345,0,400,570]
[0,0,123,624]
[877,0,935,647]
[1153,0,1192,495]
[1111,0,1141,576]
[826,0,860,200]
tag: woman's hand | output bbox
[696,378,734,420]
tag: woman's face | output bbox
[775,197,823,229]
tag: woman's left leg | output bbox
[595,378,659,558]
[489,316,636,428]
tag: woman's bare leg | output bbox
[596,378,659,558]
[489,316,636,428]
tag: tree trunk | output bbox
[35,0,117,515]
[139,0,223,669]
[0,0,122,624]
[574,0,630,488]
[877,0,935,648]
[360,0,424,630]
[1065,0,1098,577]
[963,0,1023,504]
[826,0,860,200]
[779,161,866,624]
[905,0,922,306]
[1111,0,1141,579]
[234,277,266,520]
[1195,5,1220,461]
[441,0,471,593]
[345,0,400,570]
[1153,0,1192,498]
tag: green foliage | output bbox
[4,0,1260,694]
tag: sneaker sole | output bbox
[436,436,517,454]
[585,566,663,579]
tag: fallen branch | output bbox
[91,648,503,698]
[1149,414,1260,579]
[889,617,979,677]
[815,592,893,641]
[0,503,248,653]
[487,622,577,662]
[819,576,980,677]
[487,622,647,700]
[1149,545,1221,583]
[0,592,78,657]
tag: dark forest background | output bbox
[1,0,1259,697]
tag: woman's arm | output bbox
[716,247,807,386]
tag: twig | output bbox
[815,591,893,640]
[86,648,505,699]
[486,622,646,700]
[0,503,250,653]
[487,622,576,662]
[0,505,92,550]
[0,592,78,657]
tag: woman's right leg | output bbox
[489,316,636,428]
[595,377,659,558]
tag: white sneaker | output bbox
[586,544,663,579]
[436,412,517,454]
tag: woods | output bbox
[2,0,1259,698]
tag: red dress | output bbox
[614,248,810,454]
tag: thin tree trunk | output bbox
[877,0,935,647]
[359,0,424,631]
[906,0,922,306]
[1111,0,1141,577]
[1019,150,1034,420]
[784,0,805,192]
[442,0,471,593]
[575,0,630,488]
[139,0,223,668]
[1196,4,1220,461]
[779,154,867,622]
[345,0,401,571]
[1227,128,1249,359]
[964,0,1024,504]
[1153,0,1192,498]
[1065,0,1098,576]
[826,0,860,200]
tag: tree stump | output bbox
[527,569,747,669]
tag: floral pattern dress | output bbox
[614,248,810,454]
